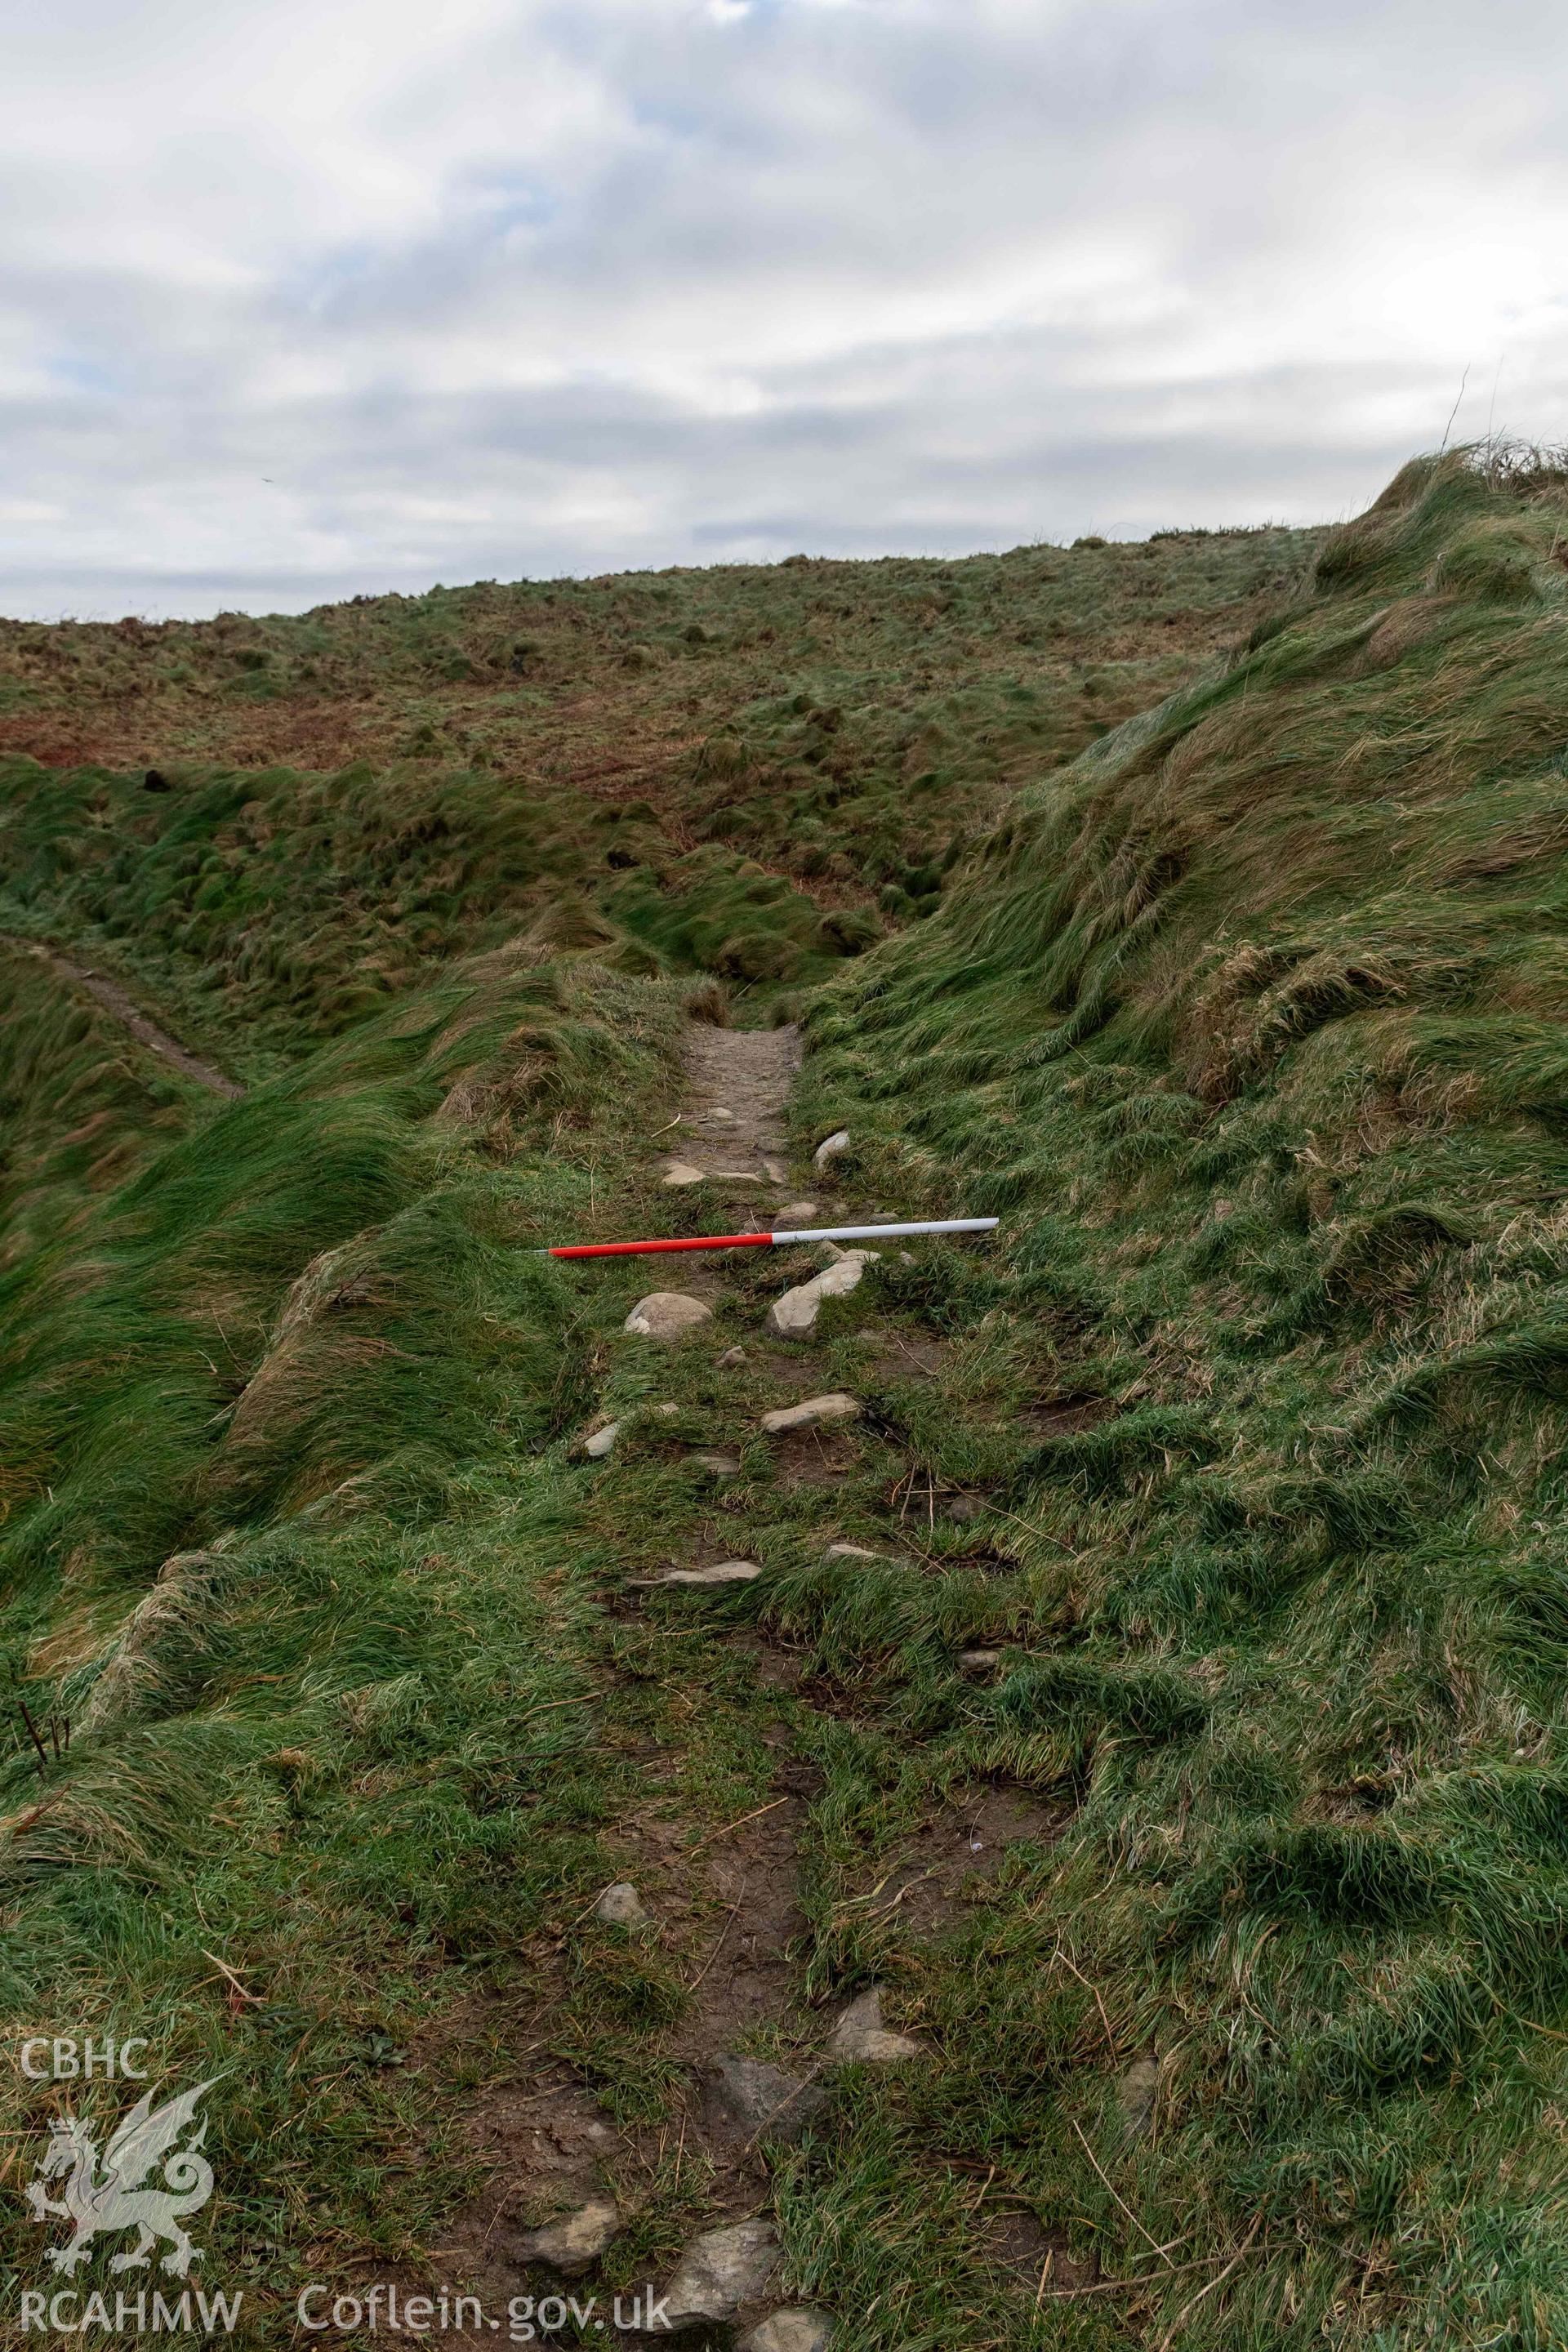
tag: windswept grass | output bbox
[783,446,1568,2345]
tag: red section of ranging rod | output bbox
[546,1231,774,1259]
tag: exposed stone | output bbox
[945,1496,982,1523]
[693,1451,744,1476]
[593,1882,650,1929]
[581,1403,678,1457]
[1116,2053,1162,2140]
[742,2311,834,2352]
[958,1649,1001,1674]
[625,1292,713,1338]
[713,1169,764,1182]
[765,1250,877,1339]
[511,2198,621,2276]
[761,1159,790,1184]
[773,1200,818,1225]
[760,1393,862,1435]
[707,1107,737,1124]
[716,1345,748,1367]
[813,1129,850,1169]
[825,1542,880,1561]
[827,1987,924,2065]
[661,2220,779,2327]
[662,1160,708,1187]
[637,1559,761,1588]
[702,2055,828,2147]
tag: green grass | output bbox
[3,452,1567,2345]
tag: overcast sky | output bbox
[4,0,1567,618]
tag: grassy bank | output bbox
[785,447,1568,2345]
[0,525,1312,1066]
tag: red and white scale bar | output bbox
[541,1217,998,1260]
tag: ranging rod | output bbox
[540,1218,999,1260]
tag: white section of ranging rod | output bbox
[771,1218,998,1245]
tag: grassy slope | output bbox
[3,463,1566,2346]
[0,527,1309,1071]
[791,449,1568,2345]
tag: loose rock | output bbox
[761,1158,790,1183]
[765,1251,877,1339]
[813,1129,850,1169]
[958,1649,1001,1674]
[716,1345,748,1368]
[511,2198,621,2276]
[702,2055,828,2147]
[593,1882,650,1928]
[761,1393,862,1435]
[661,2220,779,2326]
[742,2312,834,2352]
[581,1403,678,1457]
[639,1560,761,1588]
[827,1987,924,2065]
[693,1450,743,1476]
[625,1292,713,1338]
[662,1161,707,1187]
[773,1200,817,1225]
[825,1542,880,1561]
[1116,2053,1162,2140]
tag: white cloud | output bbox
[4,0,1568,615]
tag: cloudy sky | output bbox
[4,0,1568,618]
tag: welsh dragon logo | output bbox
[25,2078,221,2278]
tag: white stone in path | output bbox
[760,1393,862,1435]
[766,1250,877,1339]
[512,2198,621,2276]
[640,1560,760,1588]
[662,1160,707,1187]
[813,1129,850,1169]
[592,1882,650,1928]
[580,1403,677,1457]
[827,1987,924,2065]
[625,1292,712,1338]
[661,2220,780,2326]
[742,2312,835,2352]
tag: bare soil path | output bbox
[670,1019,802,1179]
[2,935,243,1098]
